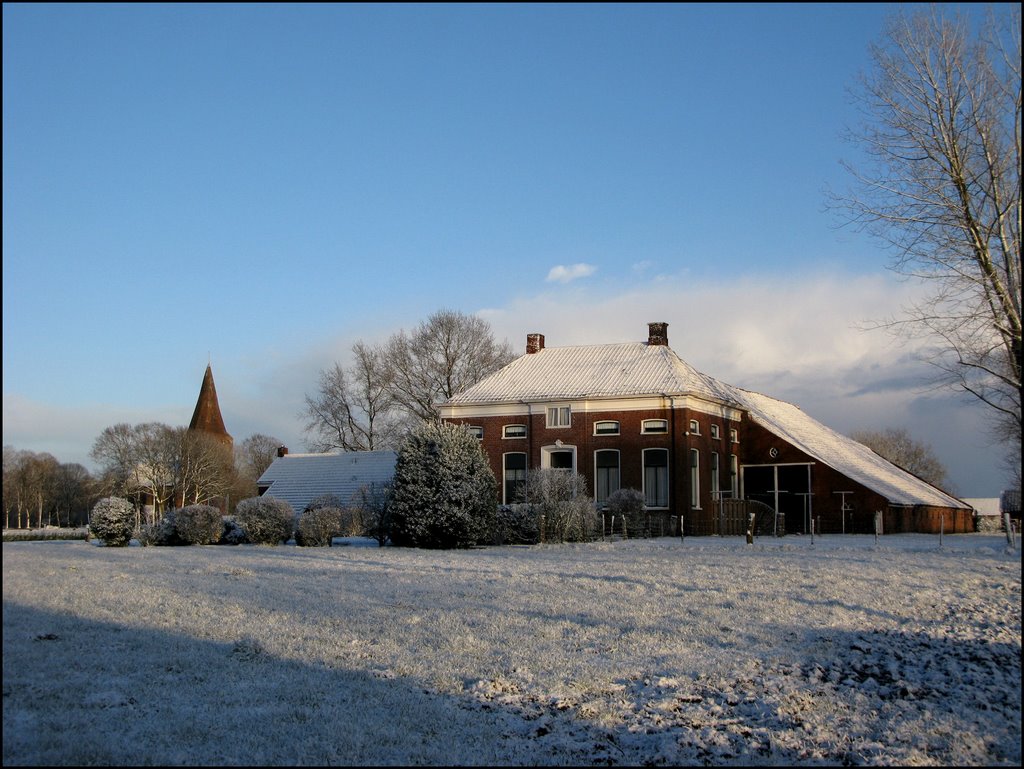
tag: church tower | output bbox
[188,364,233,449]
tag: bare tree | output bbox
[90,423,142,498]
[303,311,514,449]
[236,432,285,481]
[0,449,87,529]
[833,7,1021,450]
[384,309,515,422]
[131,422,181,522]
[51,462,96,527]
[177,429,234,507]
[303,342,403,451]
[850,427,953,492]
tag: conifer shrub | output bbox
[219,516,249,545]
[174,504,225,545]
[233,496,294,545]
[389,422,497,549]
[493,504,540,545]
[296,506,342,547]
[137,516,181,546]
[89,497,136,547]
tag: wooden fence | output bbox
[687,498,784,537]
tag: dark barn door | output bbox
[743,464,812,534]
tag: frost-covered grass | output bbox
[3,534,1020,766]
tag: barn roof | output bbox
[256,451,397,515]
[729,388,968,510]
[445,339,969,511]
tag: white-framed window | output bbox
[643,448,669,508]
[730,454,739,497]
[689,419,700,435]
[503,452,527,504]
[542,445,576,472]
[547,406,571,428]
[468,426,483,439]
[710,424,720,440]
[690,449,700,508]
[594,450,620,506]
[730,428,739,443]
[642,419,668,434]
[594,420,620,436]
[503,424,527,439]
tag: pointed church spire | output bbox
[189,364,233,446]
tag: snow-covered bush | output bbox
[296,506,342,547]
[89,497,136,546]
[219,516,249,545]
[493,504,540,545]
[352,482,393,546]
[605,488,647,536]
[137,516,181,547]
[233,496,294,545]
[305,494,344,512]
[173,504,224,545]
[389,422,497,549]
[527,468,598,543]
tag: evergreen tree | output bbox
[390,422,496,549]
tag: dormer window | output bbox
[642,419,668,434]
[547,406,571,428]
[594,420,620,436]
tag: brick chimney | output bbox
[526,333,545,354]
[277,446,289,458]
[647,322,669,346]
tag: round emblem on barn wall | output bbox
[769,447,779,459]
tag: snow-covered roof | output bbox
[962,498,1001,516]
[447,342,736,405]
[728,388,969,510]
[256,451,397,515]
[446,340,969,511]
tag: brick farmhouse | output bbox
[440,323,972,535]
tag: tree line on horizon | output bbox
[2,432,283,530]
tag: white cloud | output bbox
[545,263,597,283]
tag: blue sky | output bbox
[3,3,1013,496]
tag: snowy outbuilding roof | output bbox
[445,339,969,511]
[962,498,1002,517]
[256,451,397,515]
[728,388,969,510]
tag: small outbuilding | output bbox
[256,449,397,516]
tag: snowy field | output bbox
[3,534,1020,766]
